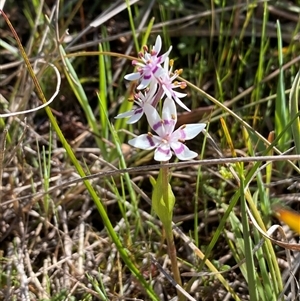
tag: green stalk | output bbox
[161,166,170,216]
[165,228,183,298]
[289,69,300,167]
[161,166,183,299]
[239,169,258,301]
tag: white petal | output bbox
[160,46,172,62]
[127,110,144,124]
[162,84,172,99]
[173,91,186,98]
[173,123,206,140]
[146,81,158,103]
[128,134,160,150]
[162,97,176,120]
[153,66,166,79]
[162,97,177,134]
[124,72,141,81]
[115,110,133,119]
[137,77,152,90]
[170,142,198,160]
[154,144,172,162]
[163,57,169,72]
[154,35,162,53]
[173,96,190,112]
[144,103,165,137]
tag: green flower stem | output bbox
[161,166,170,216]
[165,228,184,295]
[161,166,183,298]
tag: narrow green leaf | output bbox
[289,69,300,167]
[275,20,290,153]
[59,46,104,153]
[98,43,108,142]
[239,172,258,301]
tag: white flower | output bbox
[124,35,172,90]
[128,97,206,161]
[115,82,157,124]
[160,57,190,111]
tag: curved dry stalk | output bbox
[0,61,61,118]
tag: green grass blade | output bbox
[289,69,300,167]
[59,45,105,153]
[125,0,139,51]
[239,169,258,301]
[98,43,109,145]
[275,20,290,153]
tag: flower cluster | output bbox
[116,36,206,162]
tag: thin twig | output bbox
[0,126,8,210]
[3,154,300,206]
